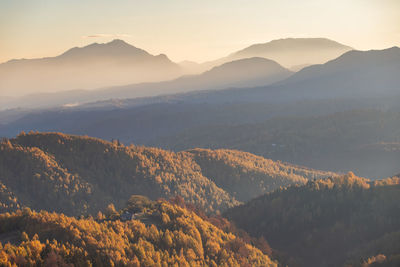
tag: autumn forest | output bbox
[1,1,400,265]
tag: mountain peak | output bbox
[84,39,131,47]
[58,39,151,59]
[109,38,125,43]
[107,39,130,46]
[237,37,352,54]
[268,37,351,47]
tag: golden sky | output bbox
[0,0,399,63]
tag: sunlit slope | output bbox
[0,132,329,215]
[0,200,278,266]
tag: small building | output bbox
[120,211,133,221]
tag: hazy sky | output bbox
[1,0,399,63]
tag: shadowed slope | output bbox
[226,173,400,267]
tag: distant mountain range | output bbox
[179,46,400,104]
[0,37,352,108]
[3,43,396,112]
[0,39,181,97]
[274,46,400,100]
[28,45,400,110]
[0,57,292,110]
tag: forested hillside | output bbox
[0,199,277,266]
[184,148,334,202]
[225,173,400,267]
[0,132,332,216]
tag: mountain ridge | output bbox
[0,132,334,215]
[0,57,293,110]
[2,39,158,64]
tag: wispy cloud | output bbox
[81,34,131,39]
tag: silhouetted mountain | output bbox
[225,172,400,267]
[0,39,181,97]
[197,57,292,87]
[203,37,352,71]
[274,46,400,99]
[0,132,331,215]
[1,57,292,110]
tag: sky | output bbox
[0,0,399,63]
